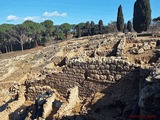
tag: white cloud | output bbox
[24,16,39,21]
[6,11,67,23]
[43,11,67,17]
[6,15,19,21]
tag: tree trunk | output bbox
[10,44,13,52]
[8,46,10,52]
[35,41,38,47]
[21,43,23,51]
[5,46,8,53]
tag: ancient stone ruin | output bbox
[0,33,160,120]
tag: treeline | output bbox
[0,20,54,53]
[0,19,120,53]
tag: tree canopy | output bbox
[133,0,151,33]
[117,5,124,32]
[127,21,132,32]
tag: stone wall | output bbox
[25,57,140,101]
[116,37,126,56]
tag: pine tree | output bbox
[127,20,132,32]
[117,5,124,32]
[133,0,151,33]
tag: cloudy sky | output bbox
[0,0,159,25]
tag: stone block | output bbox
[138,48,144,54]
[115,74,122,81]
[89,65,96,70]
[100,75,107,80]
[110,64,116,71]
[108,75,114,81]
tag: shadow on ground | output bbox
[62,68,149,120]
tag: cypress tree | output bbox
[91,21,95,35]
[117,5,124,32]
[123,23,127,33]
[133,0,151,33]
[98,20,103,34]
[127,20,132,32]
[86,21,91,36]
[77,25,81,38]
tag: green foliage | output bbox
[59,23,72,39]
[153,17,160,22]
[0,20,54,53]
[60,23,72,35]
[133,0,151,33]
[86,21,91,35]
[117,5,124,32]
[77,23,86,29]
[127,21,132,32]
[77,25,81,38]
[106,21,117,33]
[41,20,54,36]
[75,23,85,37]
[23,20,43,36]
[123,23,127,33]
[0,24,14,33]
[0,24,14,46]
[90,21,95,35]
[55,30,65,40]
[98,20,103,33]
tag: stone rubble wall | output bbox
[42,94,56,119]
[116,37,126,56]
[25,57,140,100]
[54,86,80,119]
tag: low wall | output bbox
[25,57,141,101]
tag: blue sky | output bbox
[0,0,159,25]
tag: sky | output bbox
[0,0,159,25]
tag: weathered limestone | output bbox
[117,37,126,57]
[54,86,80,119]
[25,56,139,100]
[0,86,25,120]
[42,93,56,119]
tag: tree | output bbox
[41,20,54,37]
[153,17,160,22]
[77,22,86,36]
[127,20,132,32]
[60,23,72,39]
[54,26,65,40]
[123,23,127,33]
[150,17,160,32]
[133,0,151,33]
[98,20,103,34]
[13,25,27,51]
[117,5,124,32]
[23,20,43,47]
[0,24,14,53]
[86,21,91,35]
[90,21,95,35]
[55,30,65,40]
[77,25,81,38]
[106,21,117,33]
